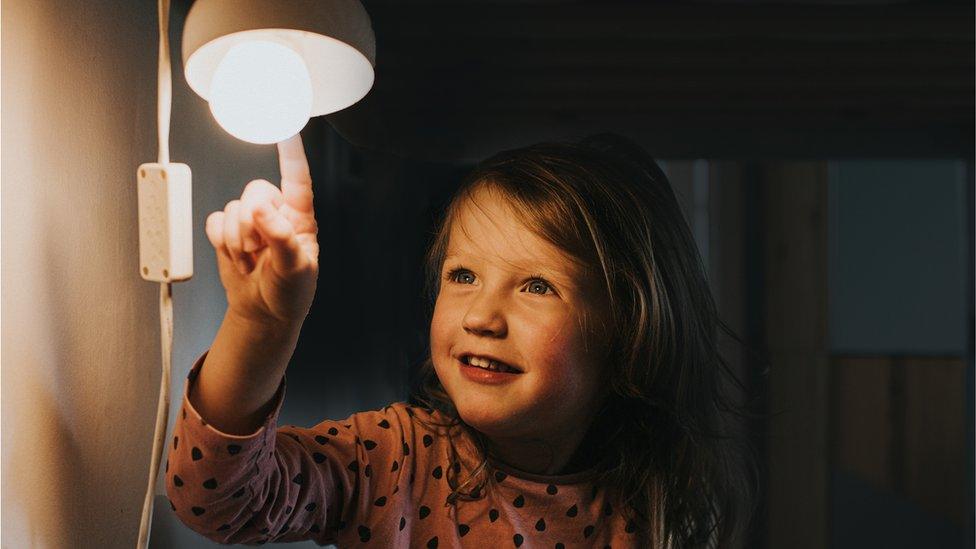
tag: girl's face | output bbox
[430,188,610,456]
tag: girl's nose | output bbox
[461,297,507,337]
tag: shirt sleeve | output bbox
[165,350,415,546]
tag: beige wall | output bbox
[1,2,285,546]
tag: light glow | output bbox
[208,40,313,144]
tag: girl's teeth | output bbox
[469,356,512,372]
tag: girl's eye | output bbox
[445,267,555,296]
[449,269,475,284]
[526,281,553,295]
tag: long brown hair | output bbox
[408,133,758,547]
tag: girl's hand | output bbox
[204,134,319,328]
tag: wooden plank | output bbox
[830,356,894,490]
[762,163,830,549]
[828,356,967,528]
[903,357,968,527]
[709,163,747,381]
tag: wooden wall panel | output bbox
[830,357,893,490]
[829,356,967,528]
[903,357,967,527]
[762,163,830,549]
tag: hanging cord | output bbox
[137,0,174,547]
[156,0,171,166]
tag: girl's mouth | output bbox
[458,356,523,384]
[461,354,520,373]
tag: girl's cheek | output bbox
[429,299,457,360]
[535,323,599,395]
[533,329,583,382]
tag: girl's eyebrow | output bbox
[445,250,558,271]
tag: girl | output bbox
[167,133,756,548]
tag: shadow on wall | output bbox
[2,1,166,547]
[2,0,288,547]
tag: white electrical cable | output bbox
[156,0,171,166]
[137,0,174,547]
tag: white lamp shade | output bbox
[182,0,376,118]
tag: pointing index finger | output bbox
[277,133,314,214]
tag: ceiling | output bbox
[316,0,973,161]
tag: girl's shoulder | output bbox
[387,401,460,432]
[330,401,456,433]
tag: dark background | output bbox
[164,0,974,547]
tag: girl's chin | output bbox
[454,402,523,434]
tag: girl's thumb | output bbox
[253,202,303,274]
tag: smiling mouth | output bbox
[459,355,522,374]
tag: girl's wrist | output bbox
[225,307,304,338]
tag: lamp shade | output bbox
[182,0,375,140]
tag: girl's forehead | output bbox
[446,194,589,289]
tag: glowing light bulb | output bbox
[208,40,313,144]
